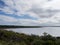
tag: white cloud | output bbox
[0,15,17,22]
[0,7,15,14]
[0,0,57,17]
[0,15,41,25]
[43,0,60,9]
[0,0,60,25]
[0,14,60,25]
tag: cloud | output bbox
[0,0,57,17]
[0,0,60,25]
[43,0,60,9]
[0,15,41,25]
[0,14,60,26]
[29,7,60,18]
[0,15,17,22]
[50,13,60,23]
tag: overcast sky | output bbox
[0,0,60,26]
[1,0,60,36]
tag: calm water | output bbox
[6,27,60,37]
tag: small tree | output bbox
[43,32,47,36]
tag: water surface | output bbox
[6,27,60,36]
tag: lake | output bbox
[6,27,60,37]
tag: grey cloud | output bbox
[47,0,52,1]
[1,0,59,19]
[1,0,60,25]
[29,5,60,18]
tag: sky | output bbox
[1,0,60,36]
[0,0,60,26]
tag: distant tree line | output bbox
[0,25,40,29]
[0,29,60,45]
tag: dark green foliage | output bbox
[0,25,40,29]
[0,30,60,45]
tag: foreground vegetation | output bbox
[0,30,60,45]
